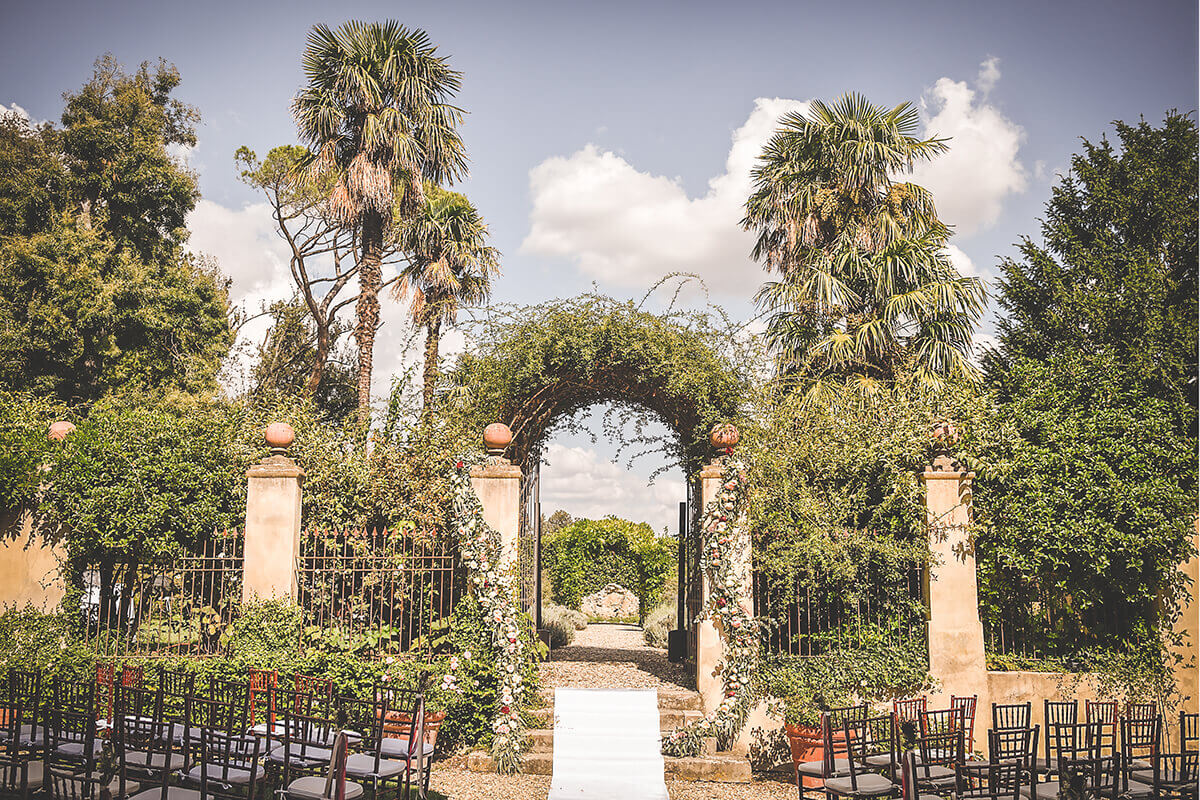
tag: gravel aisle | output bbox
[538,623,693,690]
[431,765,796,800]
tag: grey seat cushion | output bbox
[268,743,333,765]
[1019,779,1058,799]
[285,775,366,800]
[1123,779,1154,799]
[915,764,956,785]
[128,788,202,800]
[343,753,405,780]
[379,737,434,760]
[125,751,186,772]
[55,740,104,757]
[185,763,253,785]
[16,724,43,748]
[824,773,897,796]
[798,758,851,778]
[863,754,894,769]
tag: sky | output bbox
[2,0,1196,534]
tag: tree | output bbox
[395,183,499,408]
[744,93,984,398]
[978,112,1198,655]
[292,21,468,422]
[0,111,68,237]
[60,55,201,261]
[987,111,1198,414]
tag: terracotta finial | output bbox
[48,421,76,442]
[710,423,740,451]
[264,422,295,455]
[483,423,513,457]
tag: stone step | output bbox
[466,750,751,782]
[535,687,703,711]
[527,706,701,730]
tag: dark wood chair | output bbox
[894,698,926,725]
[992,702,1032,731]
[269,688,336,785]
[281,731,364,800]
[955,759,1025,800]
[0,668,42,800]
[1037,700,1077,778]
[338,695,417,799]
[181,727,262,800]
[912,728,963,794]
[115,710,185,797]
[1085,700,1117,757]
[951,695,978,752]
[1117,716,1160,799]
[989,727,1040,799]
[825,714,899,799]
[796,704,868,799]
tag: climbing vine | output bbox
[448,456,532,774]
[662,452,758,756]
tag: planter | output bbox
[379,708,446,749]
[784,723,823,788]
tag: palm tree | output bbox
[743,93,985,398]
[292,20,468,422]
[395,183,500,408]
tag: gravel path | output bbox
[430,763,797,800]
[538,622,694,690]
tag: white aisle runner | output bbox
[547,688,669,800]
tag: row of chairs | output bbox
[0,666,434,800]
[797,698,1199,800]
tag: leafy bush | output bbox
[542,517,675,622]
[540,605,577,648]
[642,602,673,649]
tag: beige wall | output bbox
[1171,518,1199,714]
[0,511,66,610]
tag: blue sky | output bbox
[3,0,1196,533]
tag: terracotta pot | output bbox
[379,708,446,748]
[710,423,740,450]
[784,723,823,788]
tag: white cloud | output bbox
[520,97,809,293]
[910,59,1028,237]
[1,102,49,127]
[540,442,685,536]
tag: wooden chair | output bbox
[269,688,336,785]
[338,695,416,799]
[951,695,978,752]
[1037,700,1077,778]
[900,748,942,800]
[1117,716,1160,799]
[992,702,1032,731]
[990,727,1040,798]
[0,668,41,800]
[182,727,262,800]
[115,708,185,794]
[912,728,963,794]
[1181,712,1198,754]
[894,697,926,725]
[796,704,869,799]
[281,731,364,800]
[825,714,900,799]
[1085,700,1117,757]
[248,668,278,733]
[955,759,1024,800]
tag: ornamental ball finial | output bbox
[710,423,740,451]
[264,422,295,455]
[483,423,513,456]
[48,421,76,442]
[930,420,959,446]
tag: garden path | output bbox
[539,622,694,690]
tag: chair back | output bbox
[844,713,897,787]
[1042,700,1077,770]
[1125,702,1157,721]
[191,681,249,738]
[899,747,919,800]
[322,730,350,800]
[919,707,963,737]
[1118,716,1160,794]
[1,668,40,753]
[119,683,160,725]
[1050,721,1102,772]
[273,688,336,784]
[338,695,389,775]
[955,759,1023,800]
[917,727,963,773]
[195,727,261,800]
[950,695,977,751]
[1181,711,1198,753]
[1085,699,1117,755]
[894,696,926,723]
[991,702,1031,731]
[115,709,175,791]
[294,674,334,706]
[988,726,1038,775]
[1059,753,1118,798]
[47,678,98,762]
[248,669,277,730]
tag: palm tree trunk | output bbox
[356,210,384,423]
[422,317,441,410]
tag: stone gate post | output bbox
[696,425,753,716]
[242,423,304,602]
[469,424,522,572]
[921,422,990,726]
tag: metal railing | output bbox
[80,531,244,658]
[296,528,461,657]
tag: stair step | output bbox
[466,750,751,782]
[535,688,704,711]
[527,707,701,730]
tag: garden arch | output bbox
[456,296,745,664]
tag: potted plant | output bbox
[783,692,846,787]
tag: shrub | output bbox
[541,517,675,622]
[642,602,673,649]
[540,604,578,648]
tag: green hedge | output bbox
[541,518,675,622]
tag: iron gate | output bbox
[518,459,541,628]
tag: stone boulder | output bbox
[580,583,639,619]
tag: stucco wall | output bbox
[0,511,66,610]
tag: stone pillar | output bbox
[1171,518,1199,714]
[921,422,989,728]
[242,424,304,603]
[696,425,753,717]
[469,424,522,572]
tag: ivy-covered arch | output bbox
[452,294,747,474]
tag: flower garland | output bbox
[662,453,759,756]
[448,457,529,774]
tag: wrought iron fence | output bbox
[754,559,926,656]
[81,531,244,658]
[296,528,461,657]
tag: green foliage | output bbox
[539,604,578,648]
[641,601,673,649]
[979,113,1198,657]
[0,391,60,518]
[0,112,67,236]
[39,397,244,572]
[542,517,675,621]
[759,628,933,717]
